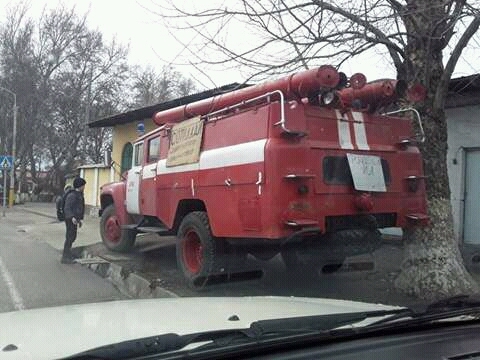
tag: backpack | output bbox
[56,189,74,221]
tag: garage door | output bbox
[463,150,480,244]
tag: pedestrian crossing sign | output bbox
[0,156,13,170]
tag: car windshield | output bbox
[1,0,480,359]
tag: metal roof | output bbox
[449,73,480,93]
[446,74,480,108]
[88,83,250,128]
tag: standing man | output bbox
[61,177,86,264]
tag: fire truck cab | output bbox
[99,66,428,287]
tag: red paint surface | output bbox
[101,68,428,242]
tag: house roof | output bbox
[449,73,480,92]
[88,83,250,128]
[446,73,480,108]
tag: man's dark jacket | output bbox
[63,190,85,220]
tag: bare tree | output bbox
[159,0,480,300]
[0,4,129,192]
[128,64,197,108]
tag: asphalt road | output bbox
[0,209,126,313]
[86,237,417,304]
[7,203,425,307]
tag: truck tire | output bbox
[176,211,221,288]
[281,229,381,274]
[100,204,137,252]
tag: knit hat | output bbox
[73,177,86,189]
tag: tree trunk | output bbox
[395,199,478,300]
[394,110,479,300]
[394,2,479,300]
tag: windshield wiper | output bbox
[66,308,407,360]
[367,294,480,328]
[421,294,480,313]
[66,297,480,359]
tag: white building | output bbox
[445,74,480,267]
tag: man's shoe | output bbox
[61,257,75,264]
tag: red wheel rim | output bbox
[105,215,121,244]
[182,230,203,275]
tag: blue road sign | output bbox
[0,155,13,170]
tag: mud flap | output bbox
[326,229,383,258]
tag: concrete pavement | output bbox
[0,204,127,312]
[10,202,177,299]
[13,202,101,250]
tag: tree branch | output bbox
[435,14,480,110]
[311,0,405,72]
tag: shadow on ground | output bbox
[80,236,423,306]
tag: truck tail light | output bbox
[283,174,314,196]
[298,184,309,195]
[404,176,426,192]
[406,213,429,226]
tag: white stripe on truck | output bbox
[336,110,354,150]
[156,139,267,174]
[351,111,370,150]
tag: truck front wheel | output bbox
[100,204,137,252]
[176,211,221,288]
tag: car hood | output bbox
[0,296,398,359]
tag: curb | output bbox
[79,250,178,299]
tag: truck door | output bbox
[139,135,160,216]
[126,142,143,214]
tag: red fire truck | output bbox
[99,66,428,287]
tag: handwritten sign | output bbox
[166,117,204,167]
[347,153,386,192]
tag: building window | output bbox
[147,137,161,163]
[121,143,133,174]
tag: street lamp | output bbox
[0,86,17,208]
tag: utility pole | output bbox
[0,86,17,208]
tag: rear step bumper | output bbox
[120,224,172,234]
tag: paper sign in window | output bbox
[346,153,386,192]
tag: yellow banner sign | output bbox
[166,117,204,167]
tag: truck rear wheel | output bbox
[176,211,221,288]
[100,204,137,252]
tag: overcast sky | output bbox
[1,0,246,88]
[1,0,479,89]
